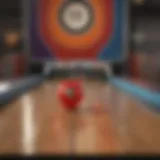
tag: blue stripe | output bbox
[109,78,160,109]
[98,0,126,61]
[0,75,46,106]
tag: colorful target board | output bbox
[24,0,129,61]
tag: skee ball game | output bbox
[0,0,135,155]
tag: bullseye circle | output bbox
[59,0,94,34]
[39,0,114,56]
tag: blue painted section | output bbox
[0,75,46,106]
[98,0,127,61]
[109,78,160,110]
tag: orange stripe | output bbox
[45,0,106,49]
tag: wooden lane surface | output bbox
[0,78,122,155]
[109,85,160,154]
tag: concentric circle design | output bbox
[39,0,114,59]
[59,0,94,35]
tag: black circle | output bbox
[58,0,94,35]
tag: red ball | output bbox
[57,79,83,110]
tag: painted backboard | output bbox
[24,0,129,61]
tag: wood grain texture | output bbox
[110,86,160,154]
[0,78,159,155]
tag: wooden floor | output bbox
[0,78,123,155]
[0,78,160,155]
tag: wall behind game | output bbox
[131,0,160,84]
[0,0,26,79]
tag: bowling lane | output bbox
[0,78,122,155]
[108,83,160,154]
